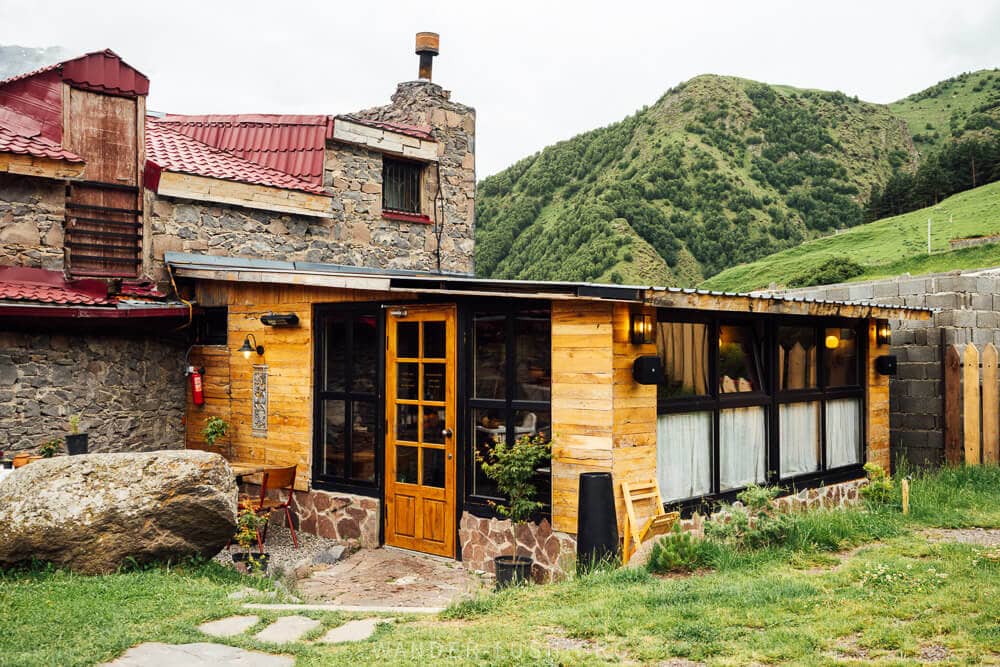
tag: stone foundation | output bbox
[459,513,577,582]
[245,484,379,549]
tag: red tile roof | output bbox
[145,120,327,195]
[154,114,329,188]
[336,115,435,142]
[0,267,111,306]
[0,121,84,162]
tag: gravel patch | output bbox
[922,528,1000,547]
[213,522,347,579]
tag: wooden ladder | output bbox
[621,479,680,564]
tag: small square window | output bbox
[195,307,228,345]
[383,157,422,214]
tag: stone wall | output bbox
[770,269,1000,467]
[248,484,380,549]
[459,513,577,583]
[0,331,186,454]
[0,173,64,271]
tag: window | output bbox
[383,157,422,214]
[195,307,228,345]
[468,306,551,503]
[718,324,763,393]
[313,307,380,492]
[657,321,709,399]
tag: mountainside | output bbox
[0,45,67,79]
[476,75,917,285]
[700,180,1000,292]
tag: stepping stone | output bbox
[318,618,387,644]
[254,615,322,644]
[198,615,259,638]
[101,642,293,666]
[313,545,346,564]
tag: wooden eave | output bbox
[155,171,333,218]
[0,151,85,180]
[645,289,932,321]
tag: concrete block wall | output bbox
[766,268,1000,468]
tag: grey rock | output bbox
[312,545,346,565]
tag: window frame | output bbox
[194,306,228,346]
[311,303,384,497]
[382,156,424,216]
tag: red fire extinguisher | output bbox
[188,366,205,406]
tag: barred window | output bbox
[383,157,422,214]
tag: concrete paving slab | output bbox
[198,615,259,638]
[244,602,443,614]
[254,615,322,644]
[318,618,387,644]
[100,642,293,666]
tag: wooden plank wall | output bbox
[185,281,413,491]
[866,319,891,470]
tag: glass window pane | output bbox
[397,363,418,400]
[422,448,445,488]
[720,407,767,491]
[514,408,550,442]
[324,320,346,392]
[423,321,446,358]
[323,400,345,477]
[780,402,821,477]
[473,313,506,399]
[423,363,446,402]
[826,398,861,468]
[719,324,762,393]
[423,407,446,444]
[352,315,378,394]
[396,445,419,484]
[351,400,376,482]
[825,327,859,387]
[398,321,419,358]
[515,310,551,401]
[656,411,713,501]
[397,404,419,442]
[778,326,817,390]
[472,407,506,497]
[657,321,710,399]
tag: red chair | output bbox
[239,466,299,552]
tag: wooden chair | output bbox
[239,466,299,551]
[621,479,680,564]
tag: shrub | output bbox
[648,524,709,573]
[787,256,865,288]
[860,462,894,505]
[202,416,229,448]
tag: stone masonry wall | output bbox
[147,81,475,282]
[0,173,65,271]
[770,269,1000,467]
[0,331,185,454]
[247,484,380,549]
[459,513,577,583]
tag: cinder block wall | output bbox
[766,269,1000,467]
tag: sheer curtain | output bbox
[720,407,767,490]
[826,398,861,468]
[779,402,820,477]
[657,411,712,501]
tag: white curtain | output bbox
[826,398,861,468]
[657,411,712,501]
[780,402,820,477]
[720,407,767,490]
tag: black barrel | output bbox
[576,472,619,571]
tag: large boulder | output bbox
[0,450,237,574]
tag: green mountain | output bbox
[476,75,917,285]
[700,180,1000,292]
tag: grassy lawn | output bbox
[3,466,1000,666]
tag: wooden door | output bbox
[384,305,457,557]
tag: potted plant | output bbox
[231,500,270,574]
[478,431,552,589]
[37,439,61,458]
[202,416,230,454]
[66,414,88,455]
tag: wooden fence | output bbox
[944,343,1000,465]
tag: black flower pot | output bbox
[494,555,533,589]
[232,552,270,574]
[66,434,88,455]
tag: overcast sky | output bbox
[2,0,999,176]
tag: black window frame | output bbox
[311,304,384,497]
[655,309,867,513]
[382,156,423,215]
[194,306,228,346]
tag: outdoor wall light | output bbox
[876,319,891,346]
[239,334,264,359]
[261,313,299,327]
[630,311,654,345]
[825,333,841,349]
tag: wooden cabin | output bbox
[173,252,931,578]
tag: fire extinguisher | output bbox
[187,366,205,406]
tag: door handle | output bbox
[442,428,453,438]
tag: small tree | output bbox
[478,432,551,557]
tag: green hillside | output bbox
[476,75,916,285]
[891,69,1000,155]
[700,180,1000,292]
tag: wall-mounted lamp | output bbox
[630,311,654,345]
[239,333,264,360]
[261,313,299,327]
[825,333,841,349]
[389,307,408,318]
[876,319,891,346]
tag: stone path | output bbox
[253,615,322,644]
[297,546,484,608]
[199,612,390,645]
[197,615,259,638]
[101,642,293,666]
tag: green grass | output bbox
[701,180,1000,292]
[4,466,1000,665]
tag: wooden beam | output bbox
[331,118,438,162]
[156,171,333,218]
[0,152,84,180]
[647,291,930,322]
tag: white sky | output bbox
[2,0,999,176]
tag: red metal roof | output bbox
[0,267,111,305]
[155,114,328,187]
[0,123,84,162]
[336,115,435,142]
[145,120,327,195]
[61,49,149,97]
